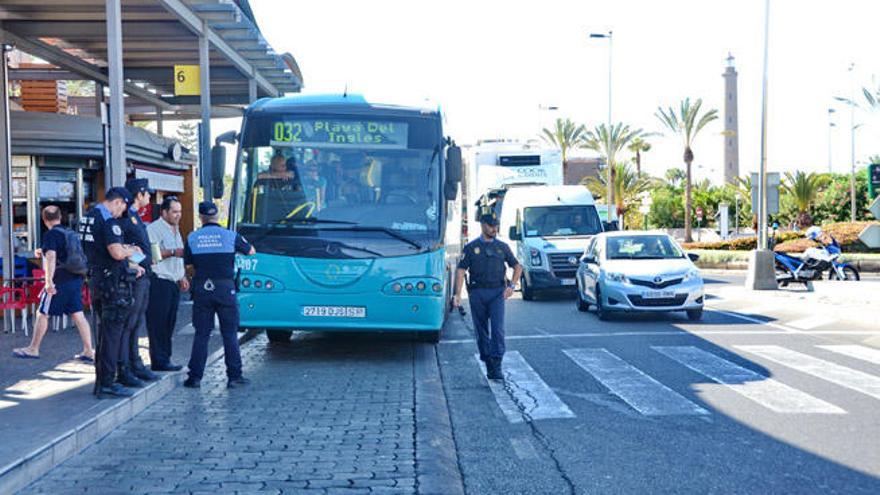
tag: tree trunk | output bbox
[684,158,693,242]
[635,151,641,177]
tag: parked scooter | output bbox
[803,226,860,281]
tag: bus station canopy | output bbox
[0,0,303,120]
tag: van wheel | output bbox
[266,330,291,343]
[576,282,590,312]
[521,275,535,301]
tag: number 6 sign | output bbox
[173,65,201,96]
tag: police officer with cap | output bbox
[453,211,522,380]
[116,178,160,387]
[183,201,255,389]
[78,187,146,398]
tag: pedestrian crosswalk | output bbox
[476,344,880,423]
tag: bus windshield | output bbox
[523,205,602,237]
[233,114,442,257]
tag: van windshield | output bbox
[523,205,602,237]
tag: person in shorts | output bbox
[13,206,95,361]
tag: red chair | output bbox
[0,286,28,335]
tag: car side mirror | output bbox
[509,226,521,241]
[580,254,597,265]
[602,220,618,232]
[687,252,700,262]
[210,144,226,199]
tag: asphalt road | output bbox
[438,277,880,494]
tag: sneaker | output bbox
[227,377,251,389]
[96,383,134,399]
[183,377,201,389]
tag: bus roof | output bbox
[246,93,440,118]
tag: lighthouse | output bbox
[723,53,739,185]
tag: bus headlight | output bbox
[405,283,414,291]
[241,278,251,288]
[432,283,443,293]
[254,280,262,289]
[416,281,426,291]
[393,283,402,293]
[264,280,274,290]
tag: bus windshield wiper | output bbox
[285,217,358,225]
[321,226,423,250]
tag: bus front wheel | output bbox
[417,330,441,344]
[266,330,291,343]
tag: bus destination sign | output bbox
[270,119,408,149]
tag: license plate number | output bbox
[642,290,675,299]
[302,306,366,318]
[561,279,576,286]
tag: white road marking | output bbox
[653,346,844,414]
[817,345,880,366]
[440,329,880,345]
[737,345,880,400]
[509,437,540,460]
[476,351,575,424]
[786,316,838,330]
[563,348,709,416]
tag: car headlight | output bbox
[682,268,701,282]
[606,272,629,284]
[529,248,542,267]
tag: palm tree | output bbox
[540,118,587,174]
[665,168,686,187]
[655,98,718,242]
[582,123,643,221]
[863,85,879,111]
[582,162,653,225]
[782,171,829,229]
[627,136,652,176]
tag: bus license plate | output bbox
[302,306,366,318]
[642,290,675,299]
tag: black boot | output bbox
[487,358,504,381]
[131,364,159,382]
[116,364,146,388]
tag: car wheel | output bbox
[266,330,291,343]
[521,275,535,301]
[594,286,608,321]
[686,309,703,321]
[576,281,590,312]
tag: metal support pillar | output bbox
[94,82,104,117]
[199,20,212,198]
[248,77,257,103]
[105,0,127,187]
[156,106,164,135]
[1,44,15,332]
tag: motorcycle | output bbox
[805,235,860,281]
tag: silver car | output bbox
[575,232,704,320]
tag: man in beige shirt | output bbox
[145,196,190,371]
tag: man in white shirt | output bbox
[146,196,190,371]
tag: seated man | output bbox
[258,154,295,180]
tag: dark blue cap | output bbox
[479,212,499,226]
[198,201,218,216]
[125,178,155,195]
[106,186,133,206]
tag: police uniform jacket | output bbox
[184,223,253,281]
[78,203,125,273]
[122,206,152,274]
[457,238,519,289]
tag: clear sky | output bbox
[242,0,880,184]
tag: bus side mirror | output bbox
[210,144,226,199]
[444,144,462,201]
[509,227,521,241]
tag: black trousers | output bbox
[92,289,127,389]
[146,276,180,367]
[120,275,150,369]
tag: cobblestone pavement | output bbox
[23,332,422,494]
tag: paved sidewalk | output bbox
[0,300,228,488]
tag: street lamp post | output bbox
[848,64,857,222]
[537,104,558,135]
[827,108,836,174]
[589,31,613,222]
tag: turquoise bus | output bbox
[209,94,462,343]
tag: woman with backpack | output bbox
[12,205,95,362]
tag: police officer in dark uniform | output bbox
[117,178,160,387]
[78,187,145,398]
[183,201,255,389]
[453,212,522,380]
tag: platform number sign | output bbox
[868,163,880,200]
[173,65,200,96]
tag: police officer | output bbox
[183,201,255,389]
[117,178,160,387]
[453,212,522,380]
[78,187,145,398]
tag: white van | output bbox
[499,185,604,300]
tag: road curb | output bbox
[0,329,260,495]
[414,342,465,495]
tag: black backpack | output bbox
[58,227,89,276]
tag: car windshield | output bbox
[523,205,602,237]
[605,235,685,260]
